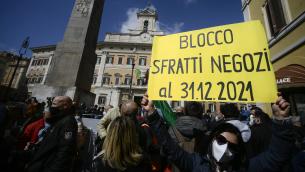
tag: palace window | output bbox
[118,57,123,64]
[127,57,134,65]
[124,76,131,85]
[106,55,114,64]
[43,59,49,65]
[263,0,287,37]
[102,76,110,85]
[37,76,43,83]
[96,57,101,64]
[137,78,144,86]
[92,76,97,84]
[143,20,149,32]
[171,101,180,109]
[98,95,107,105]
[139,57,146,66]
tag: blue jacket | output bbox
[147,111,294,172]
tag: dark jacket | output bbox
[168,116,208,154]
[147,110,294,172]
[169,116,206,140]
[27,115,77,172]
[247,123,272,158]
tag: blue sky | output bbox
[0,0,244,57]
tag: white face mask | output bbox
[212,139,236,165]
[249,115,255,126]
[212,140,228,162]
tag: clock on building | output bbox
[140,33,151,42]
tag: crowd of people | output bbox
[0,92,304,172]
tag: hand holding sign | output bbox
[148,21,277,103]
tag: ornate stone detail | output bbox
[75,0,92,17]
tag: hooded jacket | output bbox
[169,116,206,141]
[147,110,294,172]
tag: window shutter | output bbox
[267,0,286,34]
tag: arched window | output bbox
[114,73,121,85]
[124,74,132,85]
[143,20,148,32]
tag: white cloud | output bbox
[158,22,185,35]
[120,8,139,33]
[120,7,184,35]
[9,48,19,54]
[185,0,197,4]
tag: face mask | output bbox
[50,106,61,116]
[46,106,64,124]
[212,139,227,162]
[212,135,236,163]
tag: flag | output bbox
[153,100,176,126]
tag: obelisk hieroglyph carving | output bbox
[32,0,104,104]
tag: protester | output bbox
[220,103,240,120]
[168,101,207,153]
[94,116,150,172]
[142,94,295,172]
[26,96,77,172]
[168,102,207,172]
[21,107,51,150]
[247,107,272,158]
[96,107,120,140]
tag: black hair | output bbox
[220,103,240,119]
[253,107,271,124]
[184,101,203,119]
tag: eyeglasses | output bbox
[215,135,240,152]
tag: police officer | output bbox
[26,96,77,172]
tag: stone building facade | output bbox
[27,5,164,106]
[0,51,30,99]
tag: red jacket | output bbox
[23,118,45,144]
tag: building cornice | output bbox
[96,41,152,47]
[30,45,56,52]
[268,11,305,48]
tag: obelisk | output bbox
[32,0,104,105]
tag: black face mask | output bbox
[46,107,64,124]
[50,106,61,116]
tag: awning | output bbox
[275,64,305,89]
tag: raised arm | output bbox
[249,95,294,172]
[142,94,202,172]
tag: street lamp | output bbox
[129,62,135,99]
[4,37,30,101]
[109,84,113,105]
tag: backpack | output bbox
[171,126,195,153]
[170,126,196,172]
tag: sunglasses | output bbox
[215,135,240,152]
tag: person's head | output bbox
[49,96,73,119]
[51,96,72,110]
[220,103,240,119]
[208,122,247,171]
[102,116,142,171]
[251,107,271,125]
[120,100,139,119]
[184,101,203,119]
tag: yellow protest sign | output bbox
[148,21,277,103]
